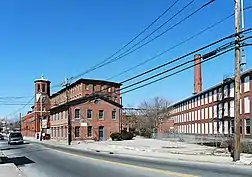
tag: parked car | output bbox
[8,132,23,145]
[0,134,4,140]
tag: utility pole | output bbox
[19,113,22,132]
[40,92,43,141]
[62,78,72,145]
[233,0,241,162]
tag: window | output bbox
[195,111,197,120]
[209,91,212,103]
[42,83,45,92]
[57,127,60,137]
[75,126,80,137]
[201,95,204,105]
[205,93,208,104]
[37,84,41,92]
[244,76,250,92]
[75,109,80,119]
[245,119,250,135]
[197,97,200,107]
[224,85,228,98]
[201,109,204,120]
[205,107,208,119]
[192,100,194,108]
[112,110,116,120]
[87,126,92,137]
[230,101,234,117]
[213,105,217,118]
[63,111,65,119]
[189,112,191,121]
[85,84,89,90]
[230,82,234,97]
[87,109,92,119]
[108,87,111,92]
[224,102,228,116]
[192,111,194,121]
[197,110,200,120]
[213,89,217,101]
[99,110,104,119]
[244,97,250,114]
[61,127,63,137]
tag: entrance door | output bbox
[99,126,104,141]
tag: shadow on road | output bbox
[0,146,25,151]
[0,156,35,166]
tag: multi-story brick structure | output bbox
[22,76,122,141]
[21,76,51,139]
[169,54,251,138]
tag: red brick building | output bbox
[169,54,251,138]
[22,76,122,141]
[21,76,51,139]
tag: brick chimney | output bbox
[193,54,202,94]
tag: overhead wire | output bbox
[55,0,180,84]
[48,30,251,105]
[4,96,35,117]
[107,11,235,80]
[83,0,180,69]
[73,0,217,81]
[69,0,216,81]
[120,47,236,95]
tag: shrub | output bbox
[121,131,134,140]
[139,128,152,138]
[110,132,122,141]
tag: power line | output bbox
[119,41,235,92]
[53,30,251,104]
[73,0,217,80]
[118,29,252,85]
[64,0,180,82]
[107,12,235,80]
[120,47,235,95]
[4,96,35,117]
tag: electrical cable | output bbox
[5,96,35,117]
[120,47,235,95]
[69,0,216,81]
[107,12,235,80]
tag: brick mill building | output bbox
[21,76,122,141]
[169,54,251,138]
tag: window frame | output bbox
[99,110,104,120]
[87,109,92,119]
[75,109,81,119]
[112,110,116,120]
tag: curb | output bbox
[26,139,252,176]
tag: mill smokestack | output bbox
[193,54,202,94]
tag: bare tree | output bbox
[138,97,172,135]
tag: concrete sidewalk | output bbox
[24,136,252,166]
[0,163,26,177]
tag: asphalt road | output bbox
[0,139,251,177]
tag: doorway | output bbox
[98,126,104,141]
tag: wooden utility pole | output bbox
[19,113,22,131]
[233,0,241,162]
[62,78,72,145]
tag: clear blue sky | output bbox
[0,0,251,119]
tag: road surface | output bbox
[0,140,251,177]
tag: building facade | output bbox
[169,69,252,138]
[21,77,122,141]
